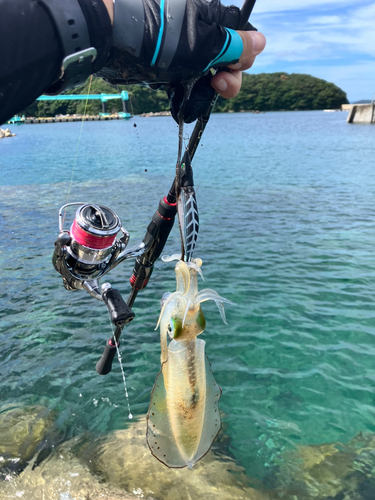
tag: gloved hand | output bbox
[98,0,257,123]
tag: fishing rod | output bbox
[167,0,257,263]
[52,0,257,375]
[167,0,257,206]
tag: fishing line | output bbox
[62,75,93,227]
[127,94,148,171]
[107,312,133,420]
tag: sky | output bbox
[228,0,375,102]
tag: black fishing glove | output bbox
[98,0,256,122]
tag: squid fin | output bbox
[146,343,222,469]
[147,367,187,468]
[192,354,222,467]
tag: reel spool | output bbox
[67,204,122,278]
[53,202,129,287]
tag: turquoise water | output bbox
[1,111,375,487]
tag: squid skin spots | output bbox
[146,257,234,468]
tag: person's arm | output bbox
[0,0,265,126]
[100,0,266,100]
[0,0,112,125]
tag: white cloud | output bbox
[307,15,342,24]
[223,0,375,101]
[292,62,375,101]
[226,0,363,13]
[253,2,375,61]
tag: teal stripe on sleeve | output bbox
[151,0,165,66]
[203,28,243,72]
[203,29,229,72]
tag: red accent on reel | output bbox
[164,196,177,207]
[71,220,117,249]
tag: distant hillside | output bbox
[215,73,348,112]
[22,72,348,117]
[353,100,372,104]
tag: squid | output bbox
[146,255,233,468]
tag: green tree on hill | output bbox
[215,73,348,112]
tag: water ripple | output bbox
[1,112,375,484]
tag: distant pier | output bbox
[21,114,131,124]
[18,92,132,124]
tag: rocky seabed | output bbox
[1,405,375,500]
[0,128,16,139]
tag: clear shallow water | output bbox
[1,111,375,488]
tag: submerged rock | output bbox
[0,128,15,138]
[0,417,276,500]
[81,418,275,500]
[273,432,375,500]
[0,405,56,477]
[0,441,133,500]
[274,442,354,499]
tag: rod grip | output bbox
[96,339,118,375]
[129,196,177,290]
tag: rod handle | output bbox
[96,339,118,375]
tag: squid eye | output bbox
[168,317,182,339]
[167,318,174,336]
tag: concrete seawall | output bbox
[347,103,375,124]
[24,114,129,124]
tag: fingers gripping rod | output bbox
[167,0,257,202]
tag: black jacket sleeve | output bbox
[0,0,112,126]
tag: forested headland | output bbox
[22,72,348,118]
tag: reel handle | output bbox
[96,338,119,375]
[102,287,135,327]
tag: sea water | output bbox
[1,111,375,489]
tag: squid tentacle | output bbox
[181,298,192,328]
[162,254,181,262]
[215,301,228,325]
[186,261,204,281]
[196,289,236,325]
[176,260,191,296]
[196,289,235,306]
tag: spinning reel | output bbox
[53,198,177,374]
